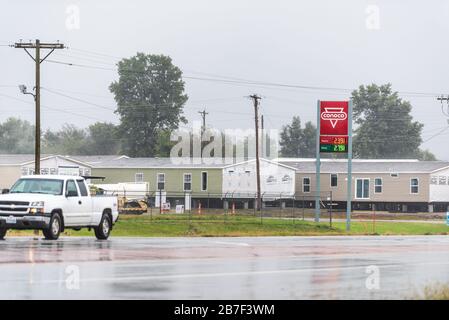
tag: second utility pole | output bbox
[198,109,208,135]
[14,39,65,174]
[250,94,262,211]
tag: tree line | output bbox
[0,119,120,155]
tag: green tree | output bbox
[280,116,316,157]
[110,53,188,157]
[86,122,120,155]
[42,129,61,154]
[0,118,35,153]
[154,130,175,157]
[43,123,121,156]
[352,84,434,159]
[301,121,316,157]
[417,149,437,161]
[42,124,89,155]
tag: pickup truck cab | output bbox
[0,175,119,240]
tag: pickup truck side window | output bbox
[66,180,78,197]
[76,180,88,197]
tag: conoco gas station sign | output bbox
[315,99,353,231]
[319,101,349,153]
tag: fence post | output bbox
[279,192,282,217]
[254,193,257,217]
[188,192,192,229]
[224,193,229,224]
[159,189,162,215]
[150,192,153,221]
[291,197,295,224]
[329,191,333,228]
[302,196,305,221]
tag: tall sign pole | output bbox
[317,100,351,228]
[315,100,321,222]
[346,100,353,231]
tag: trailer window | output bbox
[330,174,338,187]
[157,173,165,190]
[356,179,370,199]
[410,178,419,194]
[201,172,208,191]
[135,173,144,183]
[183,173,192,191]
[303,177,311,193]
[374,178,383,193]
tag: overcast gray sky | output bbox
[1,0,449,159]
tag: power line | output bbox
[47,59,114,71]
[37,86,449,125]
[58,48,448,97]
[43,86,243,107]
[0,93,106,122]
[2,44,445,98]
[53,51,119,66]
[42,87,115,111]
[70,47,123,60]
[4,84,444,126]
[9,46,446,145]
[44,54,447,98]
[41,86,114,99]
[1,92,196,131]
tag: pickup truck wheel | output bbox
[94,214,111,240]
[0,228,6,240]
[43,213,62,240]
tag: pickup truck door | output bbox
[76,179,92,225]
[64,179,90,226]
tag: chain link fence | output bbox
[99,189,336,226]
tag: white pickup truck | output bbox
[0,175,119,240]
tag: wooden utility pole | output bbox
[14,39,65,175]
[261,114,264,157]
[250,94,262,211]
[198,109,208,135]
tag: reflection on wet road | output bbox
[1,236,449,299]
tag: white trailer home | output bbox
[221,159,296,208]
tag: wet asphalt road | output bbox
[1,236,449,299]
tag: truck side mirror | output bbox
[1,189,9,194]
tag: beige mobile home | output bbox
[279,158,449,213]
